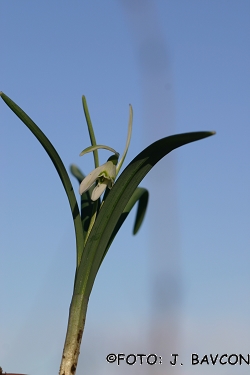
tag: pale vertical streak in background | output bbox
[122,1,181,374]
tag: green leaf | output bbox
[82,96,99,168]
[109,186,148,240]
[1,92,84,266]
[132,187,149,235]
[102,186,148,263]
[70,164,94,243]
[74,130,215,297]
[70,164,85,184]
[99,187,149,267]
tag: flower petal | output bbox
[101,160,116,180]
[116,104,133,174]
[91,182,108,201]
[79,160,117,196]
[79,144,119,157]
[79,164,106,195]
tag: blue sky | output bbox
[0,1,250,374]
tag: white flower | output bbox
[79,104,133,201]
[79,159,116,201]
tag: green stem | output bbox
[59,293,89,375]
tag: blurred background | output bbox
[0,1,249,374]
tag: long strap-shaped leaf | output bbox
[96,187,148,272]
[70,164,100,246]
[131,188,149,235]
[102,187,149,258]
[74,130,214,296]
[70,165,147,258]
[0,92,84,266]
[82,95,99,168]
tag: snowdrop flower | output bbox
[79,105,133,201]
[79,156,117,201]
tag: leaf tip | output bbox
[133,226,138,235]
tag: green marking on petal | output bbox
[79,160,116,200]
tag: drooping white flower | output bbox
[79,159,116,201]
[79,104,133,201]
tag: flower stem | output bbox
[59,293,89,375]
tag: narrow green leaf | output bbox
[70,164,85,183]
[74,131,215,296]
[82,96,99,168]
[98,187,148,268]
[70,164,94,244]
[108,187,148,242]
[70,164,101,250]
[132,188,149,235]
[1,92,84,266]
